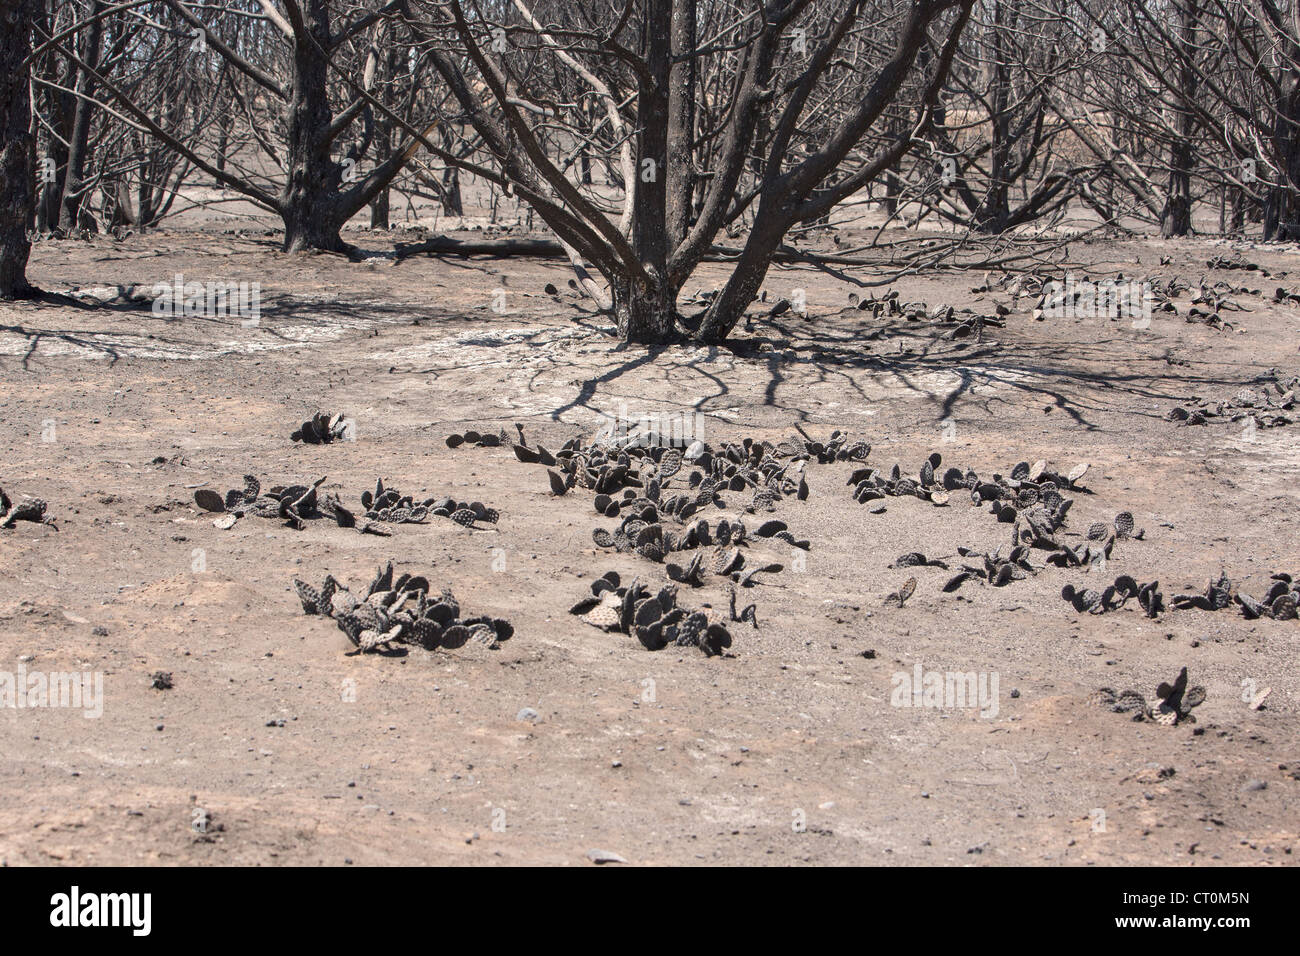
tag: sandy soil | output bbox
[0,229,1297,866]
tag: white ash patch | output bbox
[0,300,417,360]
[369,325,592,367]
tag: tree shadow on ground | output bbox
[0,288,1264,439]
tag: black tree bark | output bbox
[281,0,348,252]
[621,0,676,341]
[58,0,104,234]
[1,0,35,299]
[1264,67,1300,240]
[1160,0,1197,238]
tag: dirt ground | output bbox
[0,228,1297,866]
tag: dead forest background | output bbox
[3,0,1300,341]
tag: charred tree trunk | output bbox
[1161,139,1193,237]
[280,0,346,253]
[441,165,462,217]
[665,0,696,251]
[1161,0,1197,237]
[1264,67,1300,240]
[0,0,35,298]
[369,47,395,230]
[34,126,56,233]
[883,110,903,215]
[1229,184,1245,232]
[215,115,228,174]
[694,199,790,342]
[31,1,65,233]
[621,0,677,342]
[973,1,1011,233]
[369,121,392,229]
[883,173,899,214]
[612,276,678,343]
[58,0,104,234]
[441,166,462,217]
[438,129,462,216]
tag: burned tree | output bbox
[27,0,208,235]
[56,0,105,234]
[1072,0,1300,239]
[1160,0,1199,236]
[911,0,1092,234]
[405,0,974,343]
[37,0,449,252]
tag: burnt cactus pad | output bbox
[446,426,511,449]
[1089,667,1205,727]
[197,475,327,528]
[568,573,734,655]
[1165,370,1299,429]
[292,561,512,654]
[349,479,500,530]
[504,432,814,553]
[291,410,355,444]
